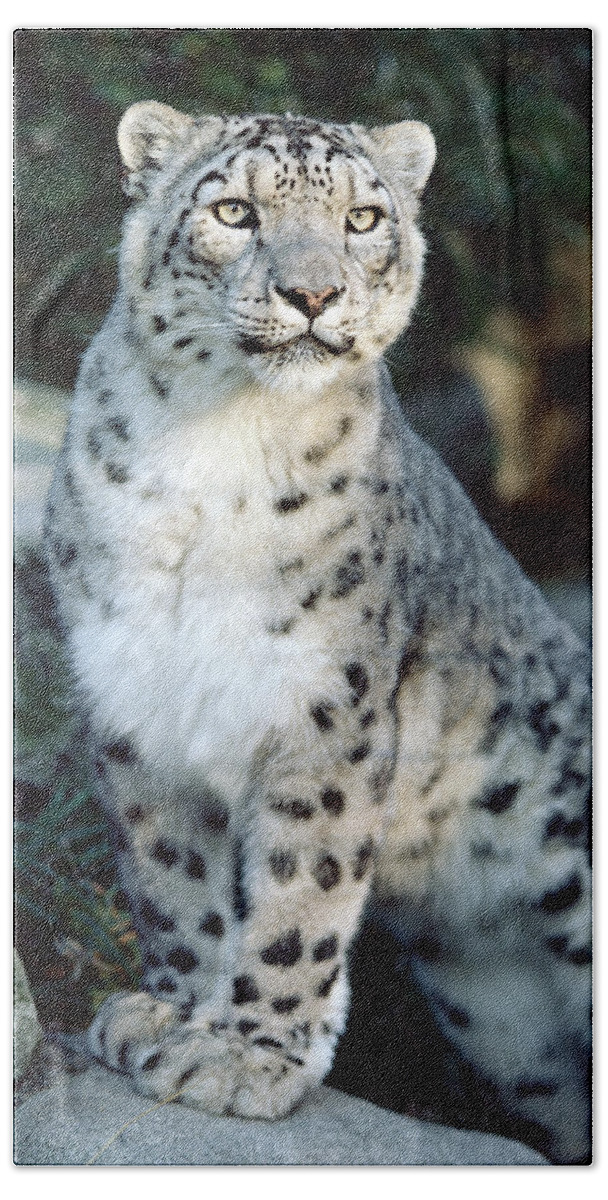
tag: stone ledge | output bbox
[14,1062,546,1166]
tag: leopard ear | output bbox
[359,120,436,195]
[117,101,196,199]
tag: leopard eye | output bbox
[212,200,257,229]
[346,206,383,234]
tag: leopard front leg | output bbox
[87,740,239,1063]
[91,716,394,1119]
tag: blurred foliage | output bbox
[14,546,142,1027]
[14,28,591,389]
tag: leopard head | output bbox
[118,102,435,391]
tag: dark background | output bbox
[14,29,592,1152]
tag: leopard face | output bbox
[118,105,435,391]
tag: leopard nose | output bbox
[276,285,342,320]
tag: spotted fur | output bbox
[45,103,590,1161]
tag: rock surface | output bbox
[13,954,42,1084]
[14,1063,546,1166]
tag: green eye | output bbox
[212,200,256,229]
[346,206,383,234]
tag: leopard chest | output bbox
[75,397,392,791]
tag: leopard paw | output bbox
[129,1026,311,1118]
[88,990,177,1072]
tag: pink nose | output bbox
[277,285,341,320]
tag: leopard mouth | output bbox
[237,332,355,359]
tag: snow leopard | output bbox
[44,102,591,1163]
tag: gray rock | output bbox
[14,1063,546,1165]
[13,953,42,1084]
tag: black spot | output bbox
[345,661,369,701]
[86,429,102,459]
[185,850,206,880]
[117,1041,130,1070]
[125,803,145,823]
[515,1079,559,1099]
[270,796,315,820]
[444,1004,470,1028]
[528,700,560,752]
[544,811,585,841]
[313,855,341,891]
[330,474,349,493]
[233,974,260,1005]
[369,765,392,805]
[150,375,168,399]
[488,644,509,683]
[199,912,225,938]
[268,618,295,635]
[178,994,197,1022]
[545,934,569,957]
[63,469,76,498]
[539,874,583,914]
[208,1020,228,1035]
[175,1065,199,1089]
[260,929,303,967]
[389,639,421,699]
[348,741,371,763]
[321,787,345,815]
[352,837,374,880]
[173,336,194,349]
[55,540,77,568]
[475,781,521,814]
[105,462,129,485]
[97,389,112,406]
[550,763,587,797]
[470,840,496,859]
[102,739,137,764]
[279,556,304,575]
[238,1019,260,1035]
[197,349,211,360]
[232,838,250,921]
[360,709,376,728]
[317,965,340,997]
[201,800,229,832]
[310,703,335,732]
[141,1050,163,1072]
[479,702,513,752]
[301,587,323,610]
[153,315,167,333]
[166,946,199,974]
[106,415,130,441]
[152,839,179,868]
[312,934,338,962]
[253,1036,284,1051]
[272,995,301,1014]
[269,849,297,882]
[140,898,175,931]
[568,945,592,965]
[157,976,177,993]
[145,952,162,968]
[274,492,309,514]
[331,550,365,598]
